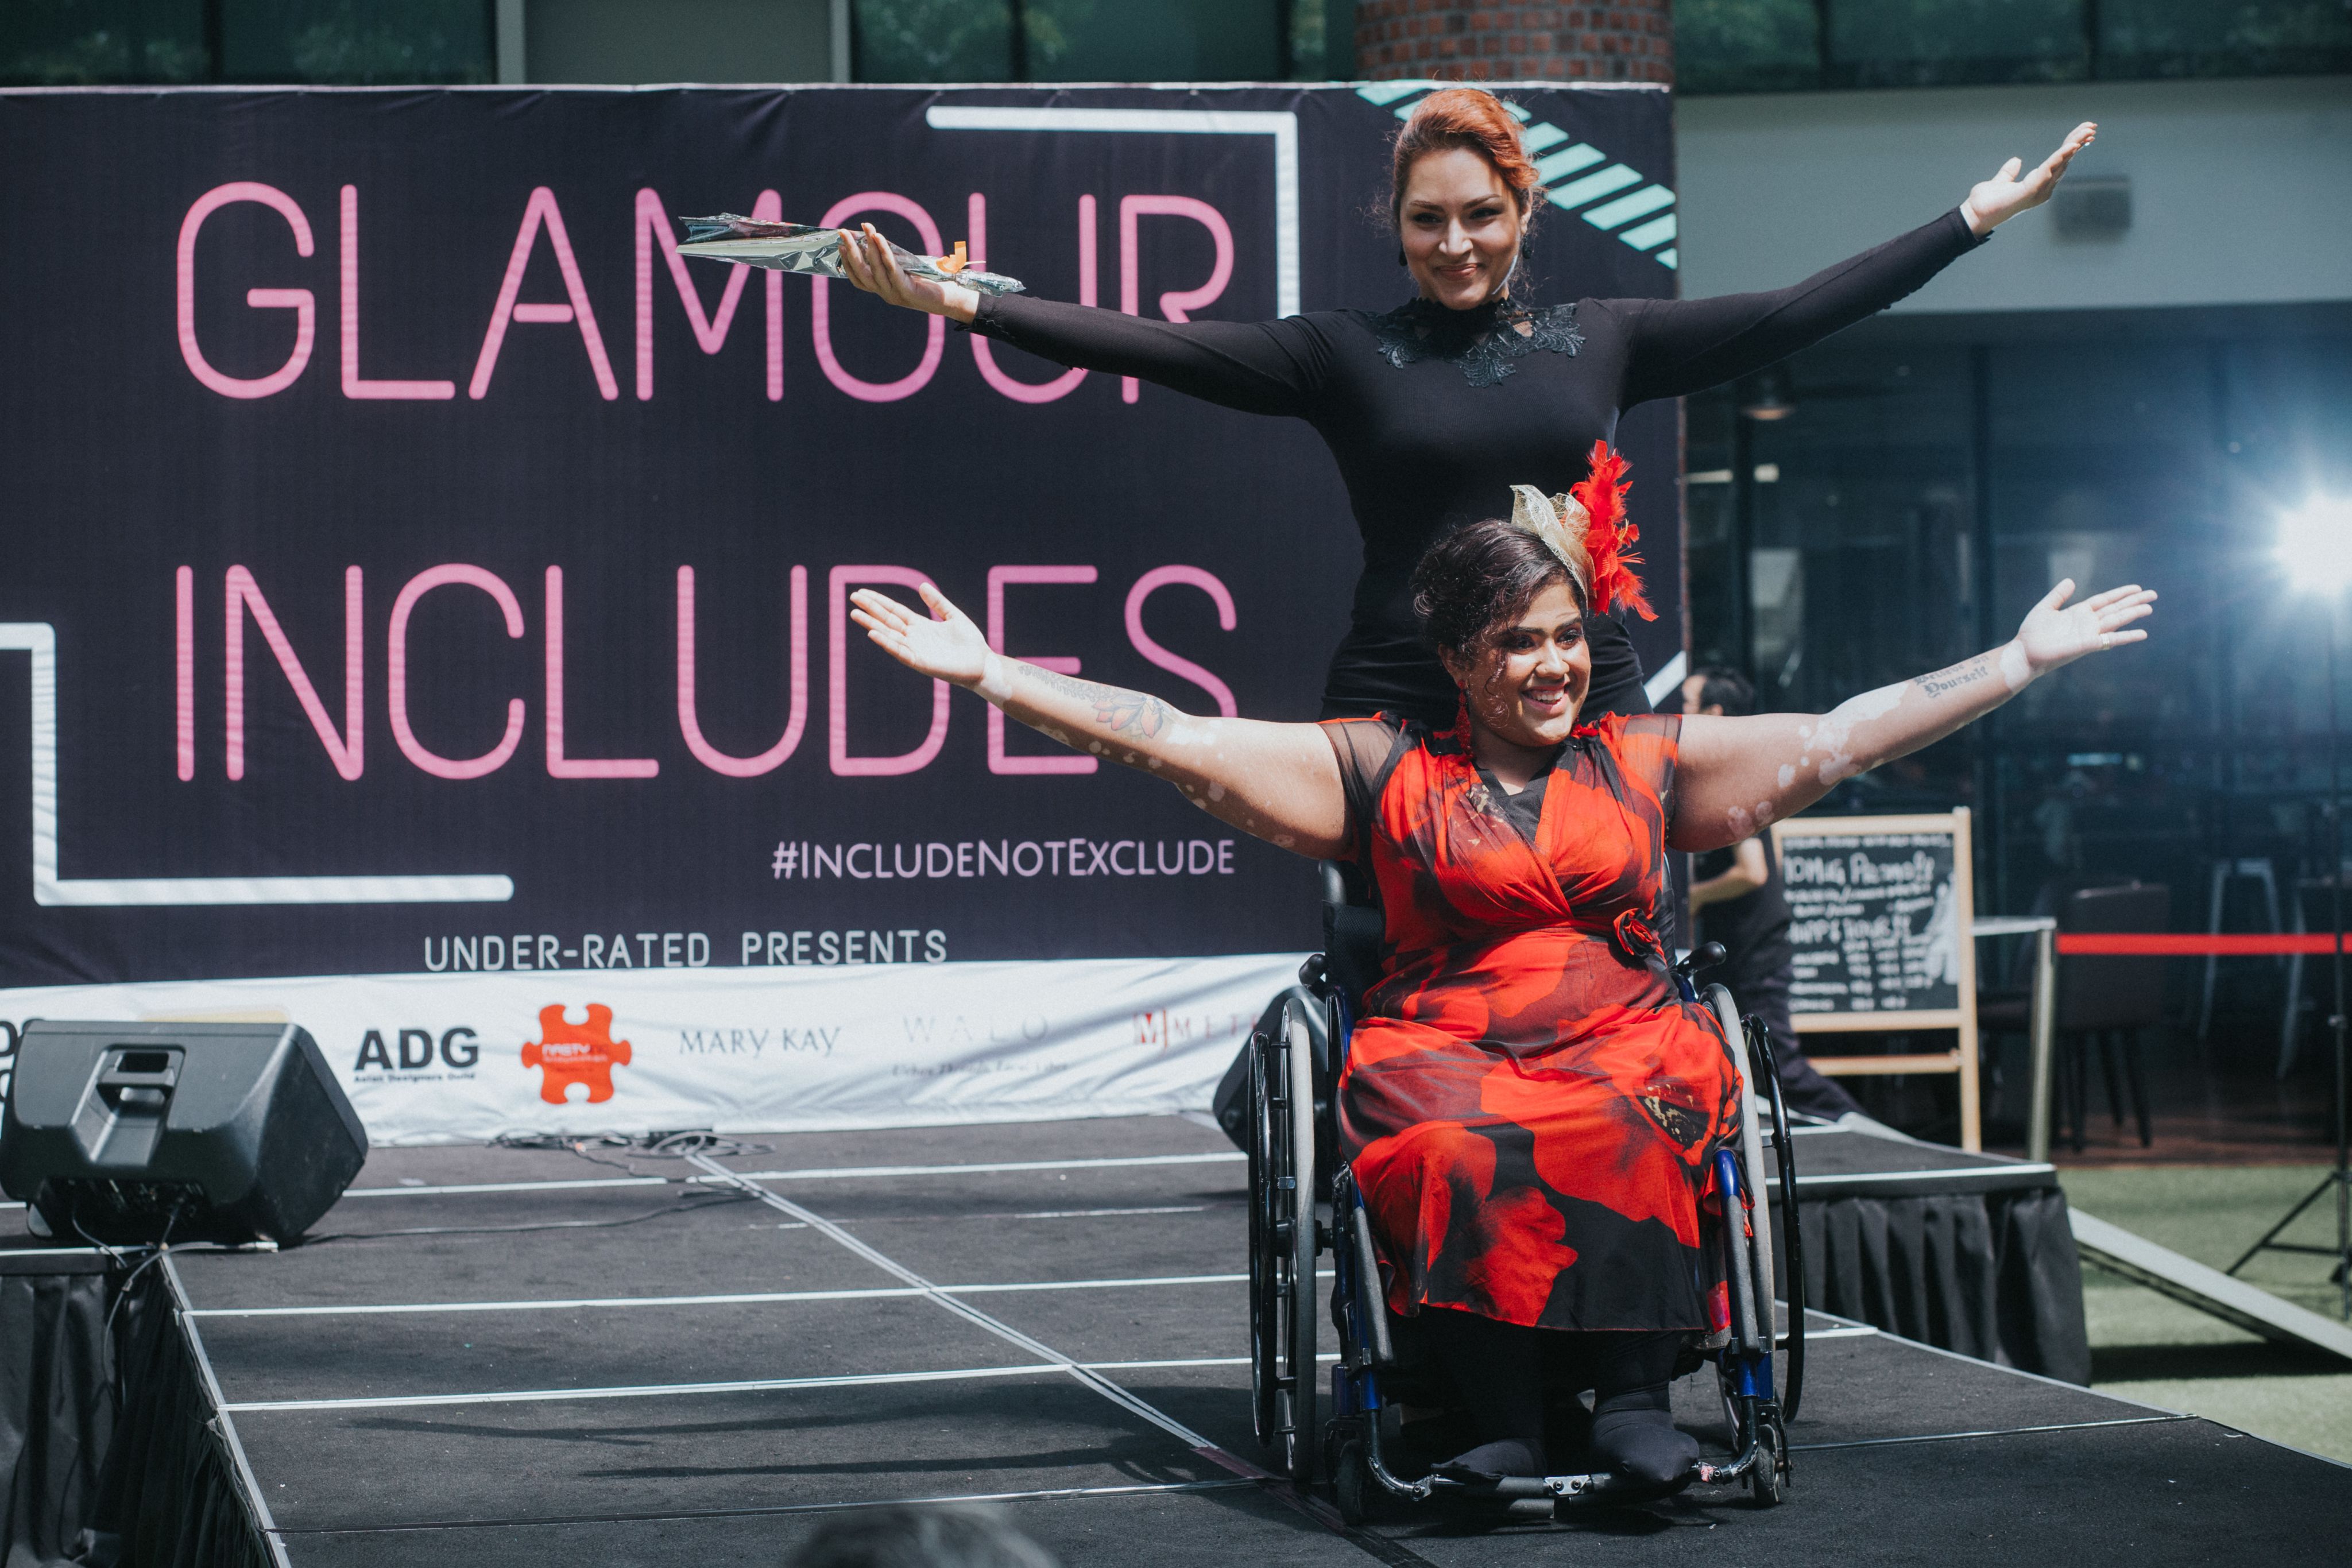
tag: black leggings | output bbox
[1421,1308,1681,1444]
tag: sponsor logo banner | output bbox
[0,954,1298,1143]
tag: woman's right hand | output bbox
[1960,122,2097,235]
[837,223,981,324]
[849,583,994,688]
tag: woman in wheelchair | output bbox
[850,466,2154,1496]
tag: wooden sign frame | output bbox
[1767,808,1980,1150]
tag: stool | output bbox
[2199,857,2283,1041]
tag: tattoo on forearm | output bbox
[1918,654,1993,701]
[1020,667,1176,739]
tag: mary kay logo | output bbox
[521,1004,633,1104]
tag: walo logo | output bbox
[522,1004,633,1104]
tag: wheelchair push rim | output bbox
[1245,1037,1279,1447]
[1705,983,1806,1426]
[1245,1002,1321,1482]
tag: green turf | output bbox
[2059,1166,2352,1464]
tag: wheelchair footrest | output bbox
[1441,1471,1617,1503]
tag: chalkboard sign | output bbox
[1777,822,1964,1018]
[1767,810,1982,1147]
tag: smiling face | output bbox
[1441,579,1591,750]
[1399,146,1526,311]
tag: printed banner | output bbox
[0,84,1676,1132]
[0,955,1301,1144]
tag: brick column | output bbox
[1353,2,1674,83]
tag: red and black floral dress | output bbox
[1323,711,1742,1334]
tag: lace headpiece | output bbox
[1506,442,1653,622]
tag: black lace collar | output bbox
[1369,296,1584,387]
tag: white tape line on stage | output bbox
[267,1479,1264,1538]
[222,1362,1065,1412]
[223,1336,1901,1414]
[337,1149,1247,1199]
[1792,1414,2194,1452]
[683,1149,1239,1463]
[187,1272,1253,1318]
[738,1151,1247,1183]
[1790,1164,2058,1187]
[342,1176,674,1197]
[219,1353,1337,1414]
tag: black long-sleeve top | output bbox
[971,208,1986,729]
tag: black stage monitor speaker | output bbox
[0,1020,368,1245]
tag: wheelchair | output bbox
[1243,889,1806,1521]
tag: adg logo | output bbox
[521,1003,634,1104]
[354,1026,480,1076]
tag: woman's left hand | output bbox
[1961,122,2097,235]
[2016,578,2157,677]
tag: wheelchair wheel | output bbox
[1745,1016,1808,1424]
[1708,986,1804,1420]
[1705,986,1775,1335]
[1246,1036,1280,1447]
[1748,1410,1786,1507]
[1334,1439,1372,1526]
[1275,1002,1321,1484]
[1247,1004,1321,1483]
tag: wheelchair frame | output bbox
[1245,954,1807,1519]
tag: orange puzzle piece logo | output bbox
[521,1004,633,1104]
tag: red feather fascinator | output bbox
[1568,441,1653,622]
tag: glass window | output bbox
[1745,346,1980,715]
[1285,0,1332,79]
[1027,0,1281,82]
[1827,0,2088,87]
[1676,0,1824,94]
[2100,1,2352,78]
[219,1,492,84]
[855,0,1282,83]
[0,0,207,84]
[1681,0,2351,92]
[854,0,1014,82]
[1695,314,2352,918]
[1983,339,2228,901]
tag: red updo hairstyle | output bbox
[1388,87,1542,229]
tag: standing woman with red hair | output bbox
[842,87,2095,727]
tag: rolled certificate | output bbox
[675,215,1025,296]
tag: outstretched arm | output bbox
[837,224,1325,417]
[850,583,1350,859]
[1620,123,2096,406]
[1672,578,2154,852]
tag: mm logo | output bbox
[522,1004,632,1104]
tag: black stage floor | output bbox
[142,1116,2350,1566]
